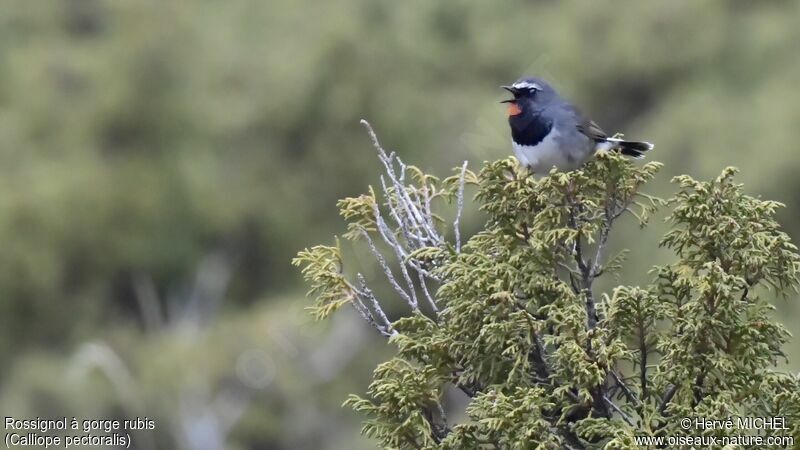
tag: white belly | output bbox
[512,129,570,172]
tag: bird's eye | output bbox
[527,87,538,95]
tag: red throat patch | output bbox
[507,102,522,116]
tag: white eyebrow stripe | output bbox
[512,81,541,90]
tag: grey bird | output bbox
[501,77,653,172]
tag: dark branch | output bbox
[603,395,635,427]
[638,319,648,401]
[658,384,679,415]
[610,370,642,409]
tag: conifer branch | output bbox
[298,129,800,449]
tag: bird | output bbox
[501,77,653,172]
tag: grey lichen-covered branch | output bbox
[295,124,800,449]
[357,119,470,320]
[294,120,471,337]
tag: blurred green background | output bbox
[1,1,799,449]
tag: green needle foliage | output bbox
[294,124,800,449]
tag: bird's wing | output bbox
[563,104,608,142]
[576,119,608,142]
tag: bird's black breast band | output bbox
[510,113,553,147]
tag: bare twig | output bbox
[356,274,397,337]
[362,229,417,311]
[361,120,441,246]
[358,119,464,321]
[348,275,377,324]
[420,185,437,239]
[392,158,441,245]
[417,271,438,314]
[591,211,611,279]
[454,161,468,253]
[376,178,442,285]
[372,206,420,310]
[381,175,422,248]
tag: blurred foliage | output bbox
[0,296,385,450]
[1,0,800,449]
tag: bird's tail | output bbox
[605,138,654,159]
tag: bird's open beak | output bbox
[500,85,517,103]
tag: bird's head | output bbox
[500,77,555,118]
